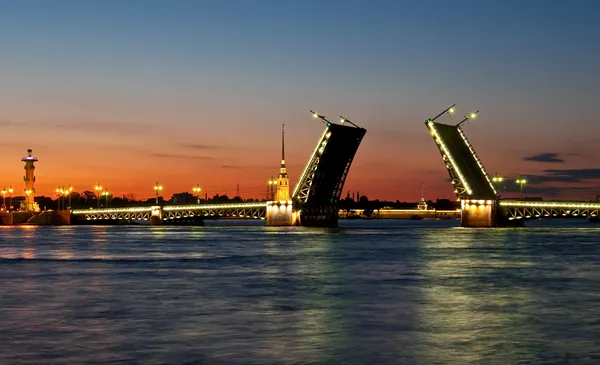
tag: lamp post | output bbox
[25,189,32,211]
[154,181,163,204]
[102,190,110,208]
[492,173,504,196]
[268,178,276,200]
[193,184,202,204]
[1,187,6,210]
[266,180,270,200]
[8,186,13,211]
[67,185,73,209]
[55,186,63,210]
[63,188,70,210]
[516,176,527,200]
[94,183,102,209]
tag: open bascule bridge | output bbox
[426,104,600,227]
[60,111,367,228]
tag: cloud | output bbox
[183,144,221,150]
[523,153,564,163]
[220,165,272,170]
[535,169,600,184]
[150,153,214,160]
[501,185,597,198]
[498,169,600,197]
[0,118,157,136]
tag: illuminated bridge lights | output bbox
[71,207,152,215]
[427,121,473,195]
[292,125,331,200]
[500,200,600,220]
[499,201,600,209]
[461,199,494,209]
[71,203,270,221]
[267,200,293,206]
[456,126,497,196]
[163,202,268,211]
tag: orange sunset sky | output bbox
[1,1,599,201]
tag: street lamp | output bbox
[516,177,527,200]
[94,183,102,209]
[25,189,32,210]
[102,190,110,208]
[55,186,64,210]
[1,187,6,210]
[154,181,163,204]
[63,188,70,210]
[8,186,13,211]
[192,184,202,204]
[67,185,73,209]
[492,173,504,195]
[268,178,276,200]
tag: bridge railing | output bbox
[71,206,152,215]
[500,200,600,220]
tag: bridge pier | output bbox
[150,206,163,225]
[0,212,13,225]
[461,199,524,227]
[460,199,496,227]
[266,200,296,226]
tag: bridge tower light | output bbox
[456,110,480,127]
[309,110,332,127]
[429,104,456,122]
[339,115,360,128]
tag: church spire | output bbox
[280,124,287,176]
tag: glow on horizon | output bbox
[0,0,599,201]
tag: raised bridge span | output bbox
[71,114,366,227]
[426,105,599,227]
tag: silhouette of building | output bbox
[171,192,196,205]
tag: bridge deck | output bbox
[427,121,496,200]
[71,202,268,221]
[293,122,366,226]
[71,202,268,215]
[500,200,600,220]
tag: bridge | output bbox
[71,202,269,223]
[68,112,366,227]
[426,105,600,227]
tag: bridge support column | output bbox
[0,211,13,225]
[53,210,71,225]
[266,200,296,226]
[461,199,524,227]
[150,206,163,225]
[460,199,497,227]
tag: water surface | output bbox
[1,220,599,364]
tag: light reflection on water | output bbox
[1,220,600,364]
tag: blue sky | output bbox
[0,0,599,200]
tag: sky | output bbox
[1,0,599,201]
